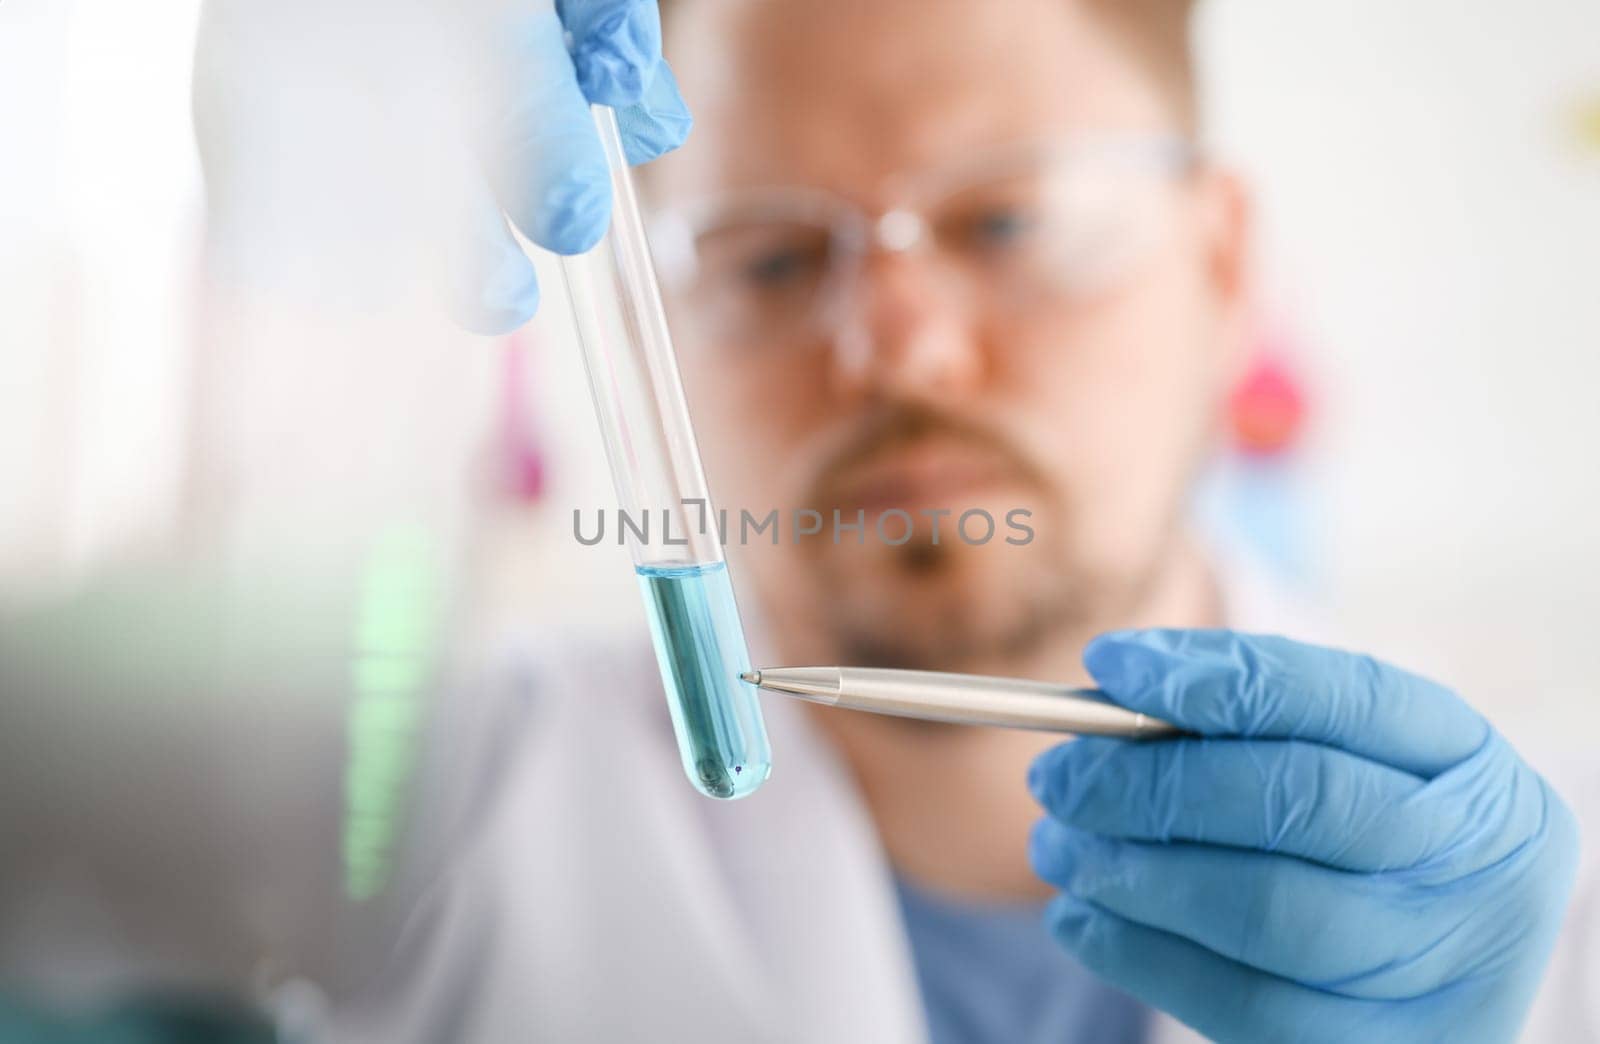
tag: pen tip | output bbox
[740,671,761,685]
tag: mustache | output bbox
[804,402,1053,510]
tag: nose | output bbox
[828,248,985,402]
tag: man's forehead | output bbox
[658,0,1172,202]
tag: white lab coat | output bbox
[333,561,1600,1044]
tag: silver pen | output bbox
[741,666,1182,738]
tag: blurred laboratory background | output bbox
[1,0,1597,1026]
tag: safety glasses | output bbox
[648,134,1199,352]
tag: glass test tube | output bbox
[559,106,772,800]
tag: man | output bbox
[0,1,1581,1042]
[355,1,1582,1042]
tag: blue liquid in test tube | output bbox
[561,106,772,799]
[637,562,770,799]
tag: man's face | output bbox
[654,0,1249,670]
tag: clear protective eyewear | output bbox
[648,134,1199,351]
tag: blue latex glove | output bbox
[1028,630,1580,1044]
[459,0,692,334]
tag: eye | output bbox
[692,219,833,304]
[966,207,1036,248]
[742,246,823,289]
[745,249,804,285]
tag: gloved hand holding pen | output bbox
[459,0,692,333]
[1028,630,1581,1044]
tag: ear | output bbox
[1196,166,1255,386]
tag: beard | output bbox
[806,505,1120,669]
[792,402,1145,673]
